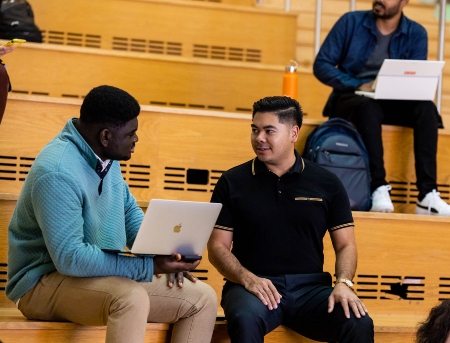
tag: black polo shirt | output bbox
[211,150,354,276]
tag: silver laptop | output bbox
[102,199,222,260]
[355,59,445,100]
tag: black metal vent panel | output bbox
[163,167,225,192]
[0,155,17,181]
[193,44,261,62]
[121,163,151,189]
[0,155,34,181]
[0,263,7,291]
[42,30,101,48]
[354,274,425,301]
[40,28,264,64]
[189,0,221,2]
[389,181,450,204]
[148,101,225,111]
[439,277,450,301]
[10,90,50,96]
[112,37,182,55]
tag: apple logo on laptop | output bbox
[173,223,182,233]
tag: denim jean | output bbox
[221,273,374,343]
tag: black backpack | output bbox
[0,0,42,43]
[302,118,371,211]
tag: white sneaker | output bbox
[416,190,450,216]
[370,185,394,213]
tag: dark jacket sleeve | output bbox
[313,13,365,91]
[0,61,10,124]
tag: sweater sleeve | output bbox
[32,172,154,281]
[123,182,145,248]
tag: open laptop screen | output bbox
[355,59,445,100]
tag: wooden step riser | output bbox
[0,325,416,343]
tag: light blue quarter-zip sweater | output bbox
[7,118,153,303]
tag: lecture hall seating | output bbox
[0,42,329,119]
[2,94,450,212]
[4,0,450,121]
[2,95,450,341]
[1,0,450,340]
[1,192,447,342]
[31,0,297,65]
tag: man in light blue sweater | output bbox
[7,85,217,343]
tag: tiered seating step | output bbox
[0,308,421,343]
[3,94,450,212]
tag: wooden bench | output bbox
[4,39,450,124]
[1,194,443,342]
[3,94,450,213]
[0,307,423,342]
[30,0,296,65]
[12,0,450,122]
[0,42,328,117]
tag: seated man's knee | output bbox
[356,314,374,330]
[417,100,438,113]
[110,279,150,317]
[348,99,384,126]
[341,314,374,339]
[195,281,218,313]
[415,101,439,122]
[226,307,270,340]
[223,286,272,331]
[228,306,266,324]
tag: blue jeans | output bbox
[221,273,373,343]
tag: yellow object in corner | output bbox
[1,39,26,47]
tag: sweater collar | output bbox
[61,118,106,172]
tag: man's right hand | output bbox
[153,254,201,275]
[357,81,375,92]
[243,274,282,310]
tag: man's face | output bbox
[251,112,297,167]
[372,0,406,19]
[105,117,139,161]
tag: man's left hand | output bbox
[328,283,368,318]
[0,46,15,57]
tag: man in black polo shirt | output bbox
[208,96,373,342]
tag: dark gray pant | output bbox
[221,273,374,343]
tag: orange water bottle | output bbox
[282,60,299,99]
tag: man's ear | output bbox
[99,128,111,148]
[291,125,299,143]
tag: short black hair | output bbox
[80,85,140,127]
[252,96,303,128]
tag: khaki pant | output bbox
[19,271,217,343]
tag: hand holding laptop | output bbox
[154,254,202,287]
[153,254,201,275]
[101,199,222,288]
